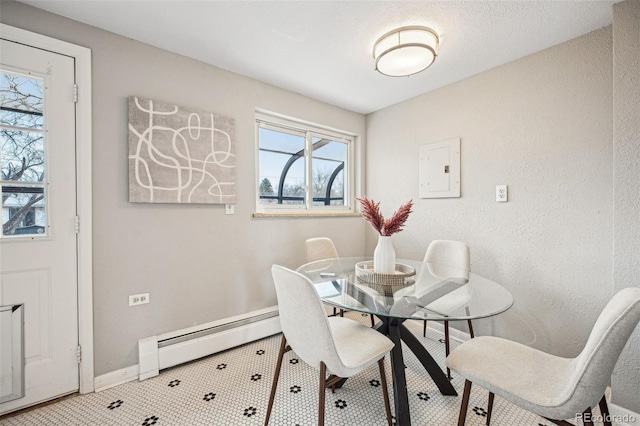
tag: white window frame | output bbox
[255,110,357,216]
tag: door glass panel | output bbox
[311,137,346,206]
[2,186,46,236]
[1,130,44,182]
[1,71,46,238]
[0,72,43,129]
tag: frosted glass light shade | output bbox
[373,26,439,77]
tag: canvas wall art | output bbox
[128,96,236,204]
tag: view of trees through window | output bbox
[1,71,47,236]
[258,122,348,208]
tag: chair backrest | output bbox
[271,265,344,372]
[305,237,339,262]
[561,287,640,415]
[423,240,470,281]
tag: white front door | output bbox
[0,38,79,414]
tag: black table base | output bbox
[332,316,457,425]
[375,317,458,426]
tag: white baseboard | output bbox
[417,319,472,343]
[157,315,281,372]
[95,308,281,390]
[609,402,640,425]
[94,364,139,392]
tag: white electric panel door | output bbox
[419,138,461,198]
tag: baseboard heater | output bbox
[138,306,281,381]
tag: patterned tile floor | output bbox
[1,314,611,425]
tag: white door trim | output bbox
[0,24,94,394]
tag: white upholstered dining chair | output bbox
[305,237,343,318]
[265,265,394,426]
[304,237,376,326]
[305,237,339,263]
[446,287,640,426]
[421,239,474,379]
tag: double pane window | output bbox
[257,113,354,214]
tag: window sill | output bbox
[252,212,361,218]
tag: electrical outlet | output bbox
[225,204,235,215]
[129,293,150,306]
[496,185,508,202]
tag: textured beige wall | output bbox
[366,28,613,355]
[0,1,367,375]
[612,0,640,415]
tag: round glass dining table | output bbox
[296,257,513,426]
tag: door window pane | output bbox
[1,71,46,237]
[1,129,44,182]
[0,72,43,129]
[2,186,46,236]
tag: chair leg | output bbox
[467,319,475,338]
[318,362,327,426]
[378,358,393,426]
[445,321,451,379]
[423,320,427,337]
[583,407,594,426]
[599,394,612,426]
[264,335,288,426]
[486,392,495,425]
[458,380,472,426]
[370,314,375,328]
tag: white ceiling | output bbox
[19,0,616,114]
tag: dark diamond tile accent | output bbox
[107,400,123,410]
[290,385,301,394]
[216,363,227,370]
[256,349,265,355]
[243,407,257,417]
[250,373,262,381]
[472,406,487,417]
[438,338,446,344]
[289,358,299,364]
[142,415,159,425]
[417,392,430,401]
[334,399,347,409]
[203,392,216,402]
[168,379,181,387]
[369,379,380,387]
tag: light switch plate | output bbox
[225,204,235,215]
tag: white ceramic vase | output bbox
[373,235,396,273]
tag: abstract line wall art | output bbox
[128,96,236,204]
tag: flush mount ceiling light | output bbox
[373,26,440,77]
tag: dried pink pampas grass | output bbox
[356,197,413,236]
